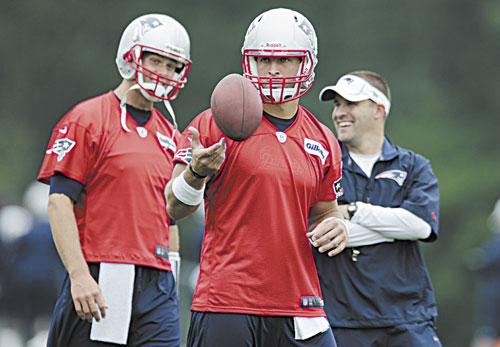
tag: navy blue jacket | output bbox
[313,137,440,328]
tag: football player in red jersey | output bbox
[38,14,191,346]
[165,8,347,347]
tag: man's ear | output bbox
[374,104,386,120]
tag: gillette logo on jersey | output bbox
[304,138,329,164]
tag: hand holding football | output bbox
[210,73,262,141]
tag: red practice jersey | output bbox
[174,106,343,317]
[38,91,178,271]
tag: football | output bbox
[210,73,263,141]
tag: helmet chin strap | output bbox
[137,71,166,103]
[137,72,178,139]
[164,99,178,145]
[120,83,178,144]
[120,84,142,132]
[139,88,161,102]
[260,86,297,103]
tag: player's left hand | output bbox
[306,217,348,257]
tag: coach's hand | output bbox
[189,126,226,179]
[307,217,348,257]
[70,271,107,323]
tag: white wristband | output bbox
[171,172,205,206]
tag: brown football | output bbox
[210,73,263,141]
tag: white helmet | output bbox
[241,8,318,104]
[116,14,192,102]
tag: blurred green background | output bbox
[1,0,500,346]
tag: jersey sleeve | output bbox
[318,131,344,202]
[38,107,96,185]
[400,153,440,241]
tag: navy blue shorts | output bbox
[333,321,442,347]
[187,311,337,347]
[47,263,181,347]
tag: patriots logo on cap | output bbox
[46,138,76,162]
[375,170,407,186]
[140,17,163,35]
[343,77,354,84]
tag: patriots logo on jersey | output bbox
[375,169,407,186]
[46,138,76,162]
[304,138,329,165]
[174,148,192,164]
[140,16,163,36]
[333,178,343,198]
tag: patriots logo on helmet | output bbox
[245,22,257,38]
[297,18,315,52]
[375,170,407,186]
[46,138,76,162]
[140,17,163,35]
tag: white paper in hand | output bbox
[90,263,135,345]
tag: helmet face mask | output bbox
[242,8,318,104]
[124,44,191,102]
[116,14,192,102]
[243,49,314,104]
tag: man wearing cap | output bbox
[312,70,442,346]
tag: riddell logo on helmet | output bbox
[164,43,182,55]
[262,42,285,48]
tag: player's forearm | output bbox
[166,180,202,220]
[352,202,431,240]
[346,221,394,247]
[48,193,90,278]
[166,164,205,220]
[307,200,343,232]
